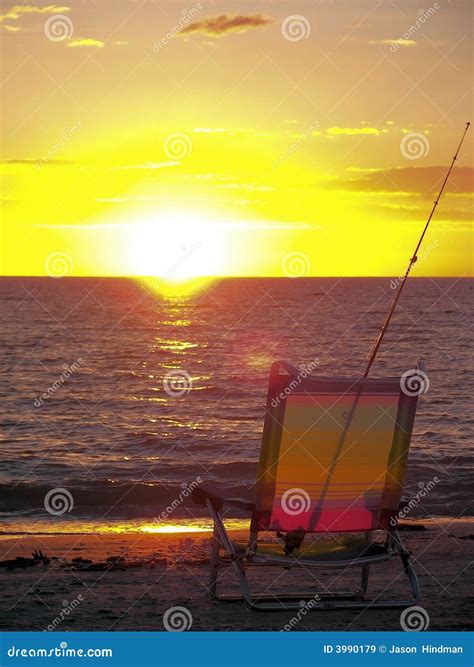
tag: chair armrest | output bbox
[191,482,254,512]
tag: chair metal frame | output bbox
[192,362,424,612]
[197,492,420,611]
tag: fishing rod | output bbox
[307,123,471,525]
[296,123,470,532]
[363,121,471,378]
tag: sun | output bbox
[128,210,231,296]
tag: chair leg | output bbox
[392,529,421,603]
[209,549,253,606]
[400,551,421,603]
[208,533,220,599]
[359,565,370,597]
[206,501,253,606]
[233,558,252,607]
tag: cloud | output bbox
[327,127,386,136]
[0,4,70,22]
[369,39,416,47]
[109,161,180,171]
[216,183,274,192]
[2,159,74,166]
[368,202,472,222]
[68,38,104,48]
[2,24,20,31]
[330,167,474,195]
[0,197,16,207]
[192,127,228,133]
[180,14,272,37]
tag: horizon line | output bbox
[0,275,472,280]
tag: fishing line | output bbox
[364,121,470,377]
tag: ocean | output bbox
[1,277,472,534]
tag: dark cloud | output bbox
[331,166,474,195]
[180,14,272,37]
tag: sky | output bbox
[0,0,472,281]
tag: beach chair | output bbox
[192,360,424,611]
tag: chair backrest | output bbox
[251,361,421,534]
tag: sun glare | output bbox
[130,212,228,279]
[126,210,232,296]
[141,275,216,298]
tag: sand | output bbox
[1,519,473,632]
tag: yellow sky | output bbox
[1,0,472,280]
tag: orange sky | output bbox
[1,0,472,280]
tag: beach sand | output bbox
[1,519,472,632]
